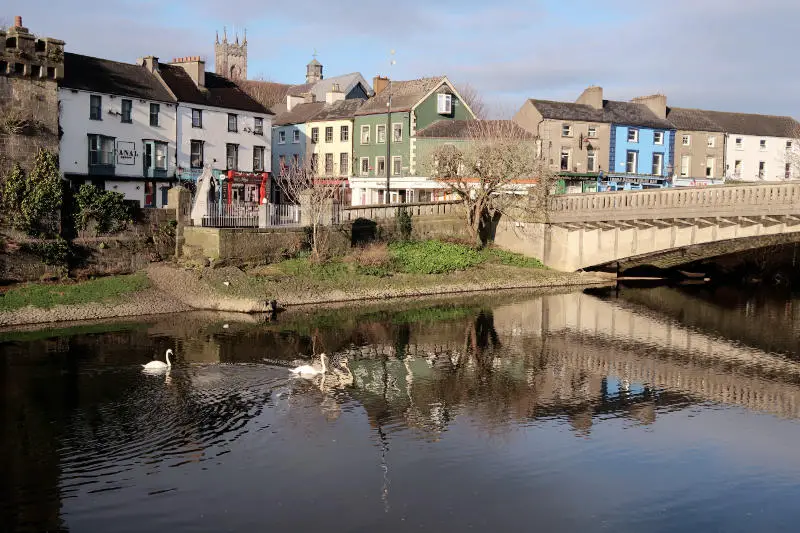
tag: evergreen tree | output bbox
[21,150,63,236]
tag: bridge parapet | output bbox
[548,182,800,223]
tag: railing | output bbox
[265,203,302,227]
[340,201,462,222]
[202,202,259,228]
[547,182,800,223]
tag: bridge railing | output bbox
[547,182,800,223]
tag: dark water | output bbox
[3,286,800,532]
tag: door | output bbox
[160,186,169,207]
[145,181,155,207]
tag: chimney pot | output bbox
[14,16,22,28]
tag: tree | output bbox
[277,158,342,261]
[423,120,554,247]
[456,83,488,119]
[239,77,292,111]
[2,150,63,236]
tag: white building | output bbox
[59,53,178,207]
[149,56,274,204]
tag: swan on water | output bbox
[290,353,328,377]
[143,349,173,370]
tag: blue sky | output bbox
[5,0,799,118]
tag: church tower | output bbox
[214,27,247,80]
[306,55,323,84]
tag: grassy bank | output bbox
[0,272,150,311]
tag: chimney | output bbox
[326,83,345,104]
[170,56,205,87]
[576,86,603,110]
[286,93,305,112]
[14,16,22,28]
[373,76,389,95]
[139,56,159,74]
[303,92,316,104]
[631,94,667,120]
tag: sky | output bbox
[5,0,799,118]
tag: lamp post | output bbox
[385,50,395,204]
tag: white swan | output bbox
[290,353,328,377]
[143,349,173,370]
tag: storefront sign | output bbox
[117,142,138,165]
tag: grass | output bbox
[0,272,150,311]
[389,240,484,274]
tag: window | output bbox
[627,128,639,143]
[149,103,160,127]
[311,154,319,173]
[254,117,264,135]
[587,126,597,138]
[707,136,716,148]
[735,137,743,149]
[228,113,238,132]
[760,139,767,150]
[120,99,132,123]
[437,93,453,114]
[654,131,664,145]
[377,124,386,144]
[340,125,349,142]
[560,148,571,171]
[758,161,766,179]
[340,153,349,176]
[293,129,300,143]
[278,130,286,144]
[360,157,369,176]
[626,150,638,173]
[226,143,239,170]
[190,140,204,169]
[393,123,402,142]
[376,156,386,175]
[360,125,370,144]
[90,94,102,120]
[680,155,690,177]
[786,163,792,179]
[154,142,167,170]
[325,126,333,143]
[325,153,334,175]
[682,134,691,146]
[392,156,402,176]
[311,127,319,144]
[705,157,715,177]
[562,123,573,137]
[253,146,265,172]
[192,109,203,128]
[88,134,114,166]
[652,153,663,175]
[587,149,596,172]
[787,140,793,150]
[734,160,742,176]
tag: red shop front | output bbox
[224,171,270,205]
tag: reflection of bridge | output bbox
[495,183,800,271]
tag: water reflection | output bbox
[3,288,800,531]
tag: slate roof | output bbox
[416,119,534,139]
[272,101,325,126]
[158,64,271,114]
[691,109,799,137]
[529,99,674,129]
[308,98,365,121]
[286,72,373,101]
[61,53,175,102]
[355,77,446,115]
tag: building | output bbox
[0,16,64,174]
[214,27,246,81]
[663,106,726,185]
[514,87,676,192]
[149,56,273,205]
[59,53,177,207]
[350,76,476,204]
[270,98,325,202]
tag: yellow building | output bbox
[306,85,365,180]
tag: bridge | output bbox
[495,182,800,271]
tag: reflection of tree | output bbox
[463,310,501,374]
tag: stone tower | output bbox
[214,27,247,80]
[306,56,323,84]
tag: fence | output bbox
[265,203,302,227]
[202,202,260,228]
[339,201,462,223]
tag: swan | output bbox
[290,353,327,377]
[143,349,173,370]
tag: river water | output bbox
[3,285,800,532]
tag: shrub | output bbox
[389,240,483,274]
[484,248,544,269]
[74,183,132,235]
[396,208,413,241]
[347,243,392,277]
[20,238,70,266]
[2,151,63,237]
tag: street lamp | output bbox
[385,50,395,205]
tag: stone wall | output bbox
[0,76,59,175]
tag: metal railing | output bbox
[265,203,302,227]
[202,202,259,228]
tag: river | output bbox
[2,285,800,532]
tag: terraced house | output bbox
[306,85,364,183]
[351,76,475,205]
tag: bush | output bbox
[346,243,392,277]
[484,248,544,269]
[20,238,70,266]
[389,240,483,274]
[74,184,132,235]
[396,208,413,241]
[2,151,63,237]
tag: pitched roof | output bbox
[60,53,175,102]
[158,65,270,114]
[356,77,446,115]
[238,80,292,111]
[528,98,674,129]
[691,109,799,137]
[308,98,366,121]
[273,101,325,126]
[416,119,534,139]
[666,107,725,132]
[287,72,372,100]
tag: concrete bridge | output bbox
[495,182,800,271]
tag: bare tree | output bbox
[456,83,488,119]
[239,77,292,111]
[422,119,554,247]
[277,157,341,261]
